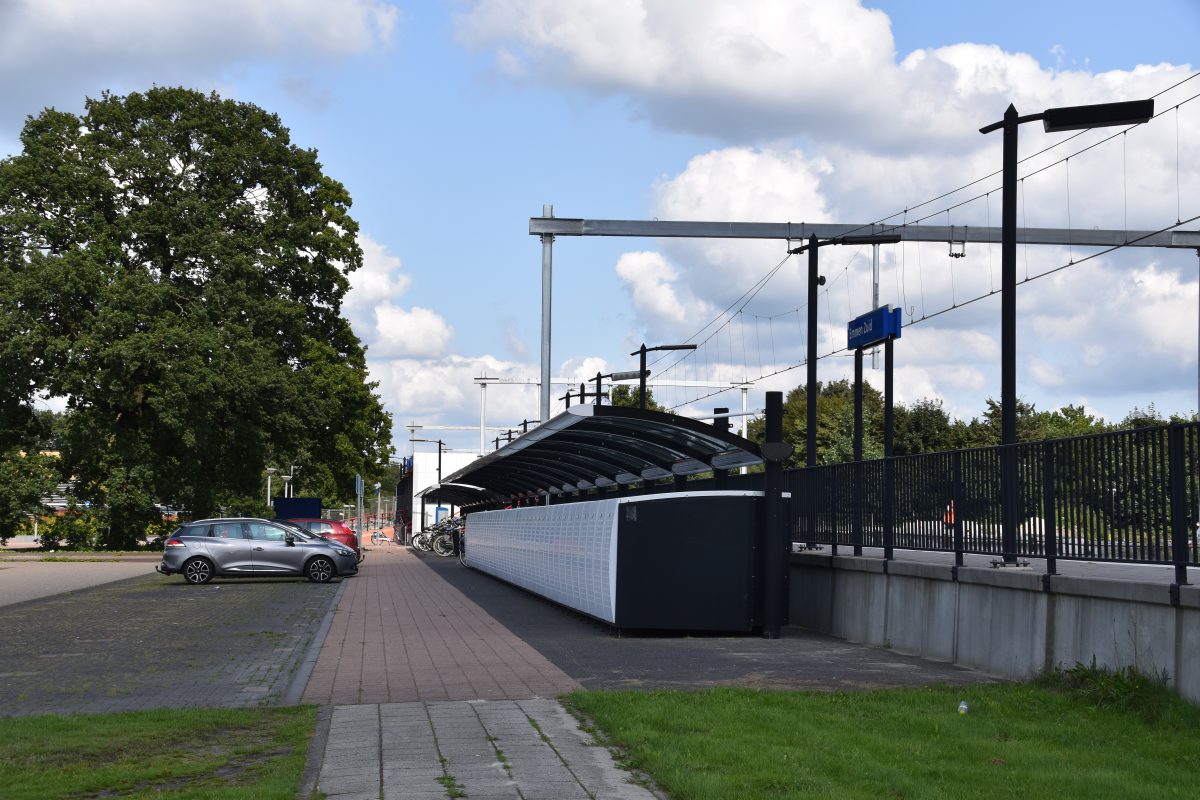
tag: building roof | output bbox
[429,404,763,506]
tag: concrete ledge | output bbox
[886,560,956,582]
[1046,574,1176,606]
[790,552,832,568]
[1179,584,1200,609]
[829,555,887,574]
[957,565,1043,591]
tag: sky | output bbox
[2,0,1198,459]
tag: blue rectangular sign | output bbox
[847,305,902,350]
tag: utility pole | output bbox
[539,204,554,423]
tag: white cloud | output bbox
[343,235,455,359]
[0,0,397,63]
[457,0,1193,152]
[501,320,528,357]
[612,147,837,348]
[366,354,551,452]
[0,0,397,132]
[345,235,413,314]
[457,0,902,143]
[370,305,455,359]
[614,251,691,327]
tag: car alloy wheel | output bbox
[306,556,335,583]
[184,557,213,585]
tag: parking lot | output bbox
[0,565,340,718]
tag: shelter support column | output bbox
[761,391,793,639]
[713,407,730,489]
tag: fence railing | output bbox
[788,422,1199,583]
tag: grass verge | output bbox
[0,706,316,800]
[565,670,1200,800]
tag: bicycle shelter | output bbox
[420,404,791,632]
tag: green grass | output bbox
[565,672,1200,800]
[0,706,316,799]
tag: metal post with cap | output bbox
[761,391,794,639]
[980,97,1153,562]
[631,343,697,410]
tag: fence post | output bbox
[953,450,964,567]
[1001,443,1019,564]
[1042,441,1058,576]
[883,457,895,561]
[883,338,895,561]
[853,348,863,556]
[1168,424,1190,586]
[852,462,863,557]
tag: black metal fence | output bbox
[788,421,1199,583]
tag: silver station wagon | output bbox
[157,518,358,584]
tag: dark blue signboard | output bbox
[847,305,902,350]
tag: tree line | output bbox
[743,379,1193,470]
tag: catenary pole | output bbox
[540,204,554,424]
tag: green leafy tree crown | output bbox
[0,88,392,546]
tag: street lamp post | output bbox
[411,438,445,483]
[980,98,1153,562]
[265,466,278,506]
[630,344,698,410]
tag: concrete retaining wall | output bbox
[789,553,1200,702]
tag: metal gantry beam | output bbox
[530,216,1199,248]
[528,211,1199,474]
[530,213,1198,447]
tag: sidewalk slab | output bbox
[315,700,659,800]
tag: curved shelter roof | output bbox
[415,482,509,508]
[437,404,764,503]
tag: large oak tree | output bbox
[0,88,392,547]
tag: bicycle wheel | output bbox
[412,533,431,551]
[431,533,454,557]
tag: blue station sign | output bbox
[847,305,902,350]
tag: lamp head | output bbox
[1041,99,1153,132]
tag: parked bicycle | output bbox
[413,516,462,557]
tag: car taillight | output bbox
[165,538,186,548]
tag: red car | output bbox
[284,518,363,563]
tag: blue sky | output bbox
[2,0,1198,457]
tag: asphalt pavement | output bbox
[0,565,338,718]
[0,559,156,607]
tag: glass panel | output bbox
[247,522,288,542]
[211,522,242,539]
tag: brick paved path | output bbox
[302,546,579,705]
[0,571,338,718]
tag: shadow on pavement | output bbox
[416,551,996,692]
